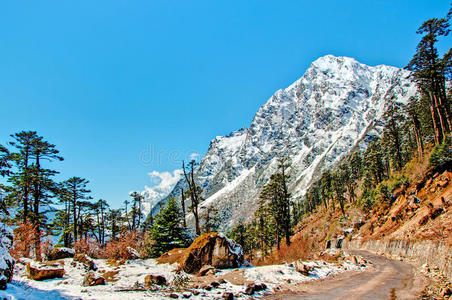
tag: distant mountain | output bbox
[143,55,418,229]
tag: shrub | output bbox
[104,230,142,260]
[73,238,103,259]
[387,174,409,191]
[429,138,452,167]
[11,222,40,260]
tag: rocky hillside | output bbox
[147,55,418,228]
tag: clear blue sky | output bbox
[0,1,450,209]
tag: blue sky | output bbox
[0,1,450,209]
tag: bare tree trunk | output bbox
[429,92,442,145]
[181,188,186,228]
[434,93,448,142]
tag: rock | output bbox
[350,255,367,266]
[27,262,64,280]
[182,292,192,298]
[319,249,343,262]
[211,281,220,288]
[219,278,227,284]
[335,236,344,249]
[294,260,314,275]
[144,274,167,286]
[325,240,331,249]
[169,293,179,298]
[82,271,106,286]
[180,233,244,274]
[441,287,452,297]
[438,180,449,188]
[222,292,234,299]
[0,224,14,289]
[204,285,212,291]
[74,253,97,271]
[244,283,255,295]
[254,283,267,291]
[102,270,120,282]
[47,247,75,261]
[197,265,215,276]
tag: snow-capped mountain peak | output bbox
[144,55,418,229]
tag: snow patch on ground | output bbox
[0,253,368,299]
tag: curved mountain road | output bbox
[266,250,428,300]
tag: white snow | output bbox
[0,253,368,299]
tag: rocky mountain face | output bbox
[146,55,418,229]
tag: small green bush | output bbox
[429,137,452,167]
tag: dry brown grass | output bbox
[156,248,186,265]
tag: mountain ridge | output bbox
[143,54,418,229]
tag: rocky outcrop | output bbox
[27,262,64,280]
[47,247,75,261]
[180,233,244,274]
[0,223,15,289]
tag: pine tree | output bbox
[129,191,144,230]
[60,177,91,244]
[200,205,220,233]
[0,144,11,178]
[8,131,39,223]
[382,100,405,171]
[150,196,187,257]
[107,209,122,240]
[94,199,108,246]
[406,96,425,158]
[406,11,452,144]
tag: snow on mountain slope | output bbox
[146,55,418,228]
[141,170,183,216]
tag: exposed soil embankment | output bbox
[343,239,452,279]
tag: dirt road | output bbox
[266,250,428,300]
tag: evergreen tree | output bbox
[129,191,144,230]
[8,131,39,223]
[406,11,452,144]
[107,209,122,240]
[0,144,11,178]
[228,222,249,253]
[200,205,220,233]
[60,177,91,244]
[94,199,108,246]
[150,196,187,257]
[382,100,405,171]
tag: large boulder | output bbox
[27,262,64,280]
[180,233,244,274]
[0,223,15,289]
[47,247,75,261]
